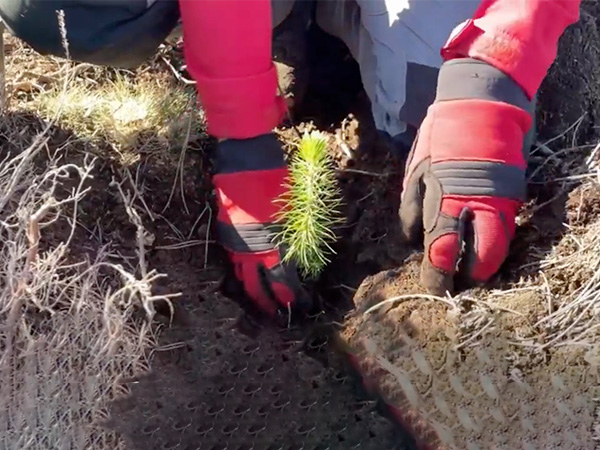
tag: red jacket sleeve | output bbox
[178,0,285,139]
[441,0,581,100]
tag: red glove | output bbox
[399,58,533,295]
[212,133,311,316]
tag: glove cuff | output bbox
[212,134,289,236]
[436,58,530,111]
[440,3,580,100]
[213,134,286,174]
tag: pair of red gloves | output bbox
[212,57,531,316]
[178,1,580,317]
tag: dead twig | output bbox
[161,113,192,215]
[160,55,197,86]
[364,294,455,315]
[336,168,391,178]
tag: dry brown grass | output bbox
[0,34,188,450]
[34,74,195,157]
[0,132,173,450]
[5,34,200,165]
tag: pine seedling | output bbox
[274,130,343,279]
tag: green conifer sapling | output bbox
[274,130,343,279]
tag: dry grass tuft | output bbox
[0,133,176,449]
[34,74,196,158]
[4,34,199,164]
[0,35,187,450]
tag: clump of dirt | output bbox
[339,259,599,450]
[565,181,600,226]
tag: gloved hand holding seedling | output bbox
[275,130,343,279]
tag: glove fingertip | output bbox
[427,232,460,273]
[222,272,244,299]
[400,215,422,244]
[294,288,313,314]
[399,161,429,245]
[468,206,513,283]
[420,258,454,297]
[241,266,280,317]
[251,293,279,317]
[270,282,294,308]
[399,193,424,244]
[423,232,461,296]
[270,280,312,313]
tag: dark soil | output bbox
[108,267,412,450]
[536,1,600,147]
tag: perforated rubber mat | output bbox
[109,284,413,450]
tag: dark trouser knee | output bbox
[0,0,179,68]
